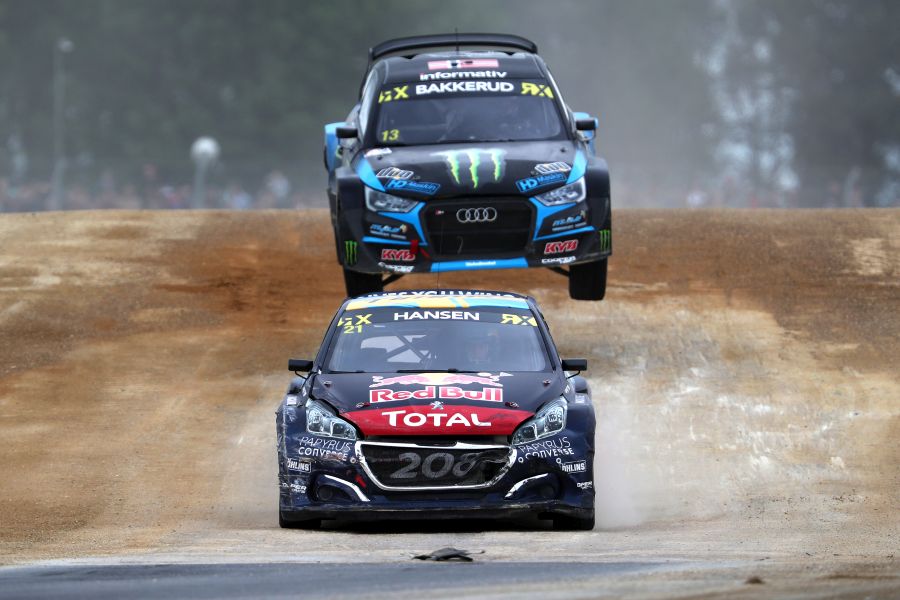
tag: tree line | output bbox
[0,0,897,209]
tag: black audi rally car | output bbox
[325,34,612,300]
[276,290,596,530]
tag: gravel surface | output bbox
[0,208,897,598]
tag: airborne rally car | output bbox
[325,34,612,300]
[276,290,595,530]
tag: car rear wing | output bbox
[369,33,538,64]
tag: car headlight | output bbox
[511,397,567,445]
[306,399,357,440]
[534,177,585,206]
[365,187,419,213]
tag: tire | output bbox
[553,511,595,531]
[343,268,383,298]
[568,258,607,301]
[279,509,321,530]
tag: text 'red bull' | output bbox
[369,385,503,403]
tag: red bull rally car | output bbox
[325,34,612,300]
[276,290,595,530]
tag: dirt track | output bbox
[0,209,898,597]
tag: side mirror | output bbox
[336,126,358,139]
[575,118,596,132]
[561,358,587,372]
[570,375,589,395]
[288,359,314,373]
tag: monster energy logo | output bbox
[598,229,611,252]
[345,240,358,265]
[433,149,505,189]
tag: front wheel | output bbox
[343,268,383,298]
[568,258,607,301]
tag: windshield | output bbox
[372,81,566,146]
[326,305,550,373]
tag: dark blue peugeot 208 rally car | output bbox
[276,290,595,530]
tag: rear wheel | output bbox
[343,268,383,298]
[279,509,321,530]
[568,258,607,301]
[552,511,595,531]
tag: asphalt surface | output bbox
[0,561,676,600]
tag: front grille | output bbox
[424,198,533,258]
[357,441,513,491]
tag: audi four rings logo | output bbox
[456,207,497,223]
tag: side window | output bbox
[543,68,573,138]
[357,69,380,138]
[537,310,562,366]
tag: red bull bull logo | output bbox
[370,372,507,388]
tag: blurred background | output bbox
[0,0,897,212]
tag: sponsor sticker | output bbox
[500,313,537,326]
[598,228,611,252]
[296,436,352,462]
[286,458,312,472]
[517,437,576,460]
[368,372,509,404]
[552,211,586,231]
[378,85,409,103]
[379,408,493,427]
[376,167,413,180]
[385,179,440,195]
[428,58,500,70]
[465,260,496,268]
[433,148,506,188]
[378,262,414,273]
[371,372,508,387]
[577,481,594,490]
[369,386,503,404]
[420,70,507,81]
[337,313,372,334]
[560,460,587,474]
[394,310,479,321]
[380,248,416,262]
[415,81,515,96]
[345,403,530,435]
[516,171,567,193]
[541,256,576,265]
[534,162,571,175]
[521,82,554,98]
[290,482,307,494]
[544,239,578,254]
[369,222,408,238]
[344,241,358,265]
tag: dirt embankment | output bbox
[0,209,898,595]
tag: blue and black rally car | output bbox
[325,34,612,300]
[276,290,596,529]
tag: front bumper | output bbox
[277,435,594,521]
[342,195,611,274]
[280,503,593,524]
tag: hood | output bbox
[360,141,581,200]
[309,371,565,436]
